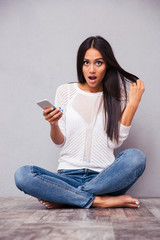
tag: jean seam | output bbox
[30,165,34,174]
[115,151,127,162]
[30,166,88,198]
[82,195,95,208]
[80,170,104,189]
[80,152,128,189]
[34,174,90,200]
[31,166,78,185]
[29,166,94,207]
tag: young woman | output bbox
[15,36,146,209]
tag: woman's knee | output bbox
[127,148,146,172]
[14,165,32,191]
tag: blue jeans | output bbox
[14,149,146,208]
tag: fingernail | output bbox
[138,205,140,208]
[61,109,63,112]
[135,201,139,205]
[52,107,55,110]
[59,107,61,110]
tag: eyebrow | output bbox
[83,58,104,61]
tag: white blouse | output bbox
[54,83,131,172]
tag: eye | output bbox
[96,61,103,66]
[83,60,89,66]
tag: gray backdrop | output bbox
[0,0,160,197]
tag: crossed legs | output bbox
[14,149,146,209]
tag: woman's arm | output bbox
[50,123,64,145]
[120,79,145,126]
[43,107,64,145]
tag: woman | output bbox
[15,36,146,209]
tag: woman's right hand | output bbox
[43,107,63,126]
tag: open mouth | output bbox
[89,76,97,80]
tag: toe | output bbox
[127,203,140,208]
[124,196,140,205]
[132,199,140,205]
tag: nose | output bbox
[89,64,95,73]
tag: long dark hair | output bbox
[77,36,139,142]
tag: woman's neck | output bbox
[77,82,103,93]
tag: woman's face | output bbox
[82,48,107,92]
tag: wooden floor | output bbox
[0,197,160,240]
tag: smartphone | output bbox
[37,99,56,110]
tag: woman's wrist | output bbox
[127,101,139,110]
[50,122,64,145]
[120,102,139,126]
[50,122,59,128]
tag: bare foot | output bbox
[38,199,65,209]
[92,195,140,208]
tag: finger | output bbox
[136,79,141,88]
[45,109,61,121]
[130,82,136,88]
[46,109,62,122]
[140,80,145,90]
[137,79,145,91]
[43,107,55,116]
[50,114,62,125]
[50,111,63,121]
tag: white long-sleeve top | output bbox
[54,82,131,172]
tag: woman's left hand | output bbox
[128,79,145,108]
[120,79,145,126]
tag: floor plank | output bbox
[0,197,160,240]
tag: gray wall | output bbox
[0,0,160,197]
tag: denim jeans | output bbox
[14,148,146,208]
